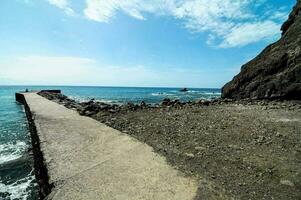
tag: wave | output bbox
[95,99,115,104]
[202,92,222,95]
[187,90,200,93]
[151,92,164,96]
[0,170,36,200]
[0,141,27,164]
[151,92,177,96]
[68,96,117,104]
[67,96,89,103]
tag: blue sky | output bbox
[0,0,296,88]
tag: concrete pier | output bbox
[17,92,197,200]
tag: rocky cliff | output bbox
[222,0,301,100]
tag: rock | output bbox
[222,0,301,100]
[280,180,295,187]
[179,88,188,92]
[84,110,95,116]
[161,98,171,106]
[195,146,206,151]
[185,153,195,158]
[198,99,210,106]
[109,109,117,113]
[126,102,138,110]
[281,1,301,35]
[140,101,147,108]
[171,99,182,107]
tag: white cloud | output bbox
[220,20,280,48]
[84,0,176,22]
[269,11,289,21]
[83,0,288,48]
[0,56,95,84]
[0,55,230,87]
[47,0,75,16]
[48,0,68,9]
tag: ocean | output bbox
[0,85,220,200]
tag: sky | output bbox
[0,0,296,88]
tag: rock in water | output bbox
[180,88,188,92]
[222,0,301,100]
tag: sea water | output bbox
[0,87,38,200]
[0,85,220,199]
[47,86,220,103]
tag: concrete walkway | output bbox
[22,93,197,200]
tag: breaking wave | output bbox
[0,141,27,165]
[0,170,36,200]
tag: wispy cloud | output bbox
[219,20,280,48]
[83,0,176,22]
[48,0,68,9]
[47,0,75,16]
[0,55,231,87]
[83,0,289,48]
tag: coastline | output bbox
[15,91,199,200]
[38,91,301,199]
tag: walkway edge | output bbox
[16,92,53,199]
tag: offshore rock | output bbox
[222,0,301,100]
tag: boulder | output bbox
[161,98,171,106]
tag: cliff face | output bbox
[222,0,301,100]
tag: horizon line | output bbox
[0,84,221,90]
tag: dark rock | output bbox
[222,0,301,100]
[179,88,188,92]
[126,102,139,110]
[281,1,301,35]
[84,110,95,116]
[171,99,182,107]
[140,101,147,108]
[161,98,171,106]
[197,99,210,106]
[108,109,117,113]
[221,98,233,103]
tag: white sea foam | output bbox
[151,92,176,96]
[0,170,36,200]
[68,96,89,102]
[187,90,199,93]
[95,99,115,104]
[151,93,162,96]
[202,92,222,95]
[0,141,27,164]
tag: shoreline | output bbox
[16,91,199,200]
[38,91,301,199]
[38,90,301,113]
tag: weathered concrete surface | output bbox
[21,92,197,200]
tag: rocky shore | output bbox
[38,91,301,200]
[35,2,301,199]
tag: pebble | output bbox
[280,180,295,187]
[195,146,206,151]
[185,153,195,158]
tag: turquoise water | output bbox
[63,86,221,103]
[0,87,38,200]
[0,85,220,199]
[32,86,220,103]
